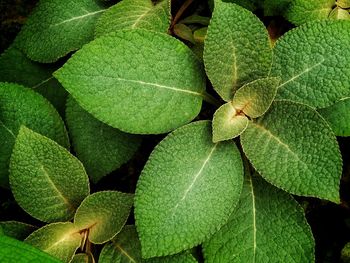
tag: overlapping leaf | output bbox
[0,221,36,240]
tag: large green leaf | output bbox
[0,82,69,188]
[135,121,243,258]
[263,0,291,16]
[95,0,170,37]
[66,97,141,183]
[16,0,107,62]
[0,235,60,263]
[54,29,205,134]
[204,1,272,101]
[25,222,82,263]
[74,191,133,244]
[10,127,90,222]
[271,20,350,108]
[241,101,342,202]
[318,98,350,136]
[0,221,36,240]
[203,174,315,263]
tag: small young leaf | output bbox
[54,29,205,134]
[241,101,342,202]
[329,7,350,20]
[318,98,350,136]
[95,0,170,37]
[173,24,196,44]
[204,1,272,101]
[0,235,61,263]
[16,0,107,62]
[0,221,36,240]
[212,102,249,142]
[10,127,90,222]
[193,28,207,43]
[66,96,141,183]
[179,15,210,26]
[0,82,69,188]
[338,0,350,9]
[203,174,315,263]
[71,253,91,263]
[74,191,133,244]
[25,222,82,263]
[135,121,243,258]
[271,20,350,108]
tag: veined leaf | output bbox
[271,20,350,108]
[328,7,350,19]
[204,1,272,101]
[0,235,60,263]
[241,100,342,202]
[25,222,82,263]
[203,174,315,263]
[10,127,90,222]
[0,221,36,240]
[0,82,69,188]
[74,191,133,244]
[66,96,141,183]
[54,29,205,134]
[95,0,170,37]
[135,121,243,258]
[16,0,107,62]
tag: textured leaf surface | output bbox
[16,0,106,62]
[0,235,60,263]
[0,82,68,188]
[263,0,291,16]
[319,98,350,136]
[271,20,350,108]
[71,254,90,263]
[0,221,36,240]
[54,29,205,134]
[66,97,141,183]
[10,127,90,222]
[95,0,170,37]
[241,101,342,202]
[25,222,82,263]
[204,1,272,101]
[203,174,315,263]
[212,102,248,142]
[135,121,243,257]
[74,191,133,244]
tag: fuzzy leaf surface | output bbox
[271,20,350,108]
[0,221,36,240]
[135,121,243,258]
[74,191,133,244]
[95,0,170,37]
[241,101,342,202]
[0,82,68,188]
[10,127,90,222]
[54,29,205,134]
[204,1,272,101]
[16,0,106,62]
[203,175,315,263]
[66,97,141,183]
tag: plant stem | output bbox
[202,92,221,107]
[171,0,194,28]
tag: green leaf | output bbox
[95,0,170,37]
[147,253,197,263]
[9,127,90,222]
[179,15,210,26]
[25,222,82,263]
[203,174,315,263]
[71,253,91,263]
[135,121,243,258]
[241,101,342,202]
[212,102,249,142]
[221,0,258,11]
[318,98,350,136]
[54,29,205,134]
[16,0,106,62]
[263,0,291,16]
[329,7,350,19]
[271,20,350,108]
[204,1,272,101]
[193,28,207,43]
[0,221,36,240]
[173,24,196,44]
[66,96,141,183]
[0,235,61,263]
[0,82,69,188]
[338,0,350,9]
[74,191,133,244]
[341,242,350,262]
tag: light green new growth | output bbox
[95,0,170,37]
[10,127,90,222]
[25,222,82,263]
[135,121,243,258]
[54,29,205,134]
[203,174,315,263]
[16,0,106,62]
[74,191,134,244]
[241,101,342,202]
[204,1,272,101]
[71,253,90,263]
[0,221,36,240]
